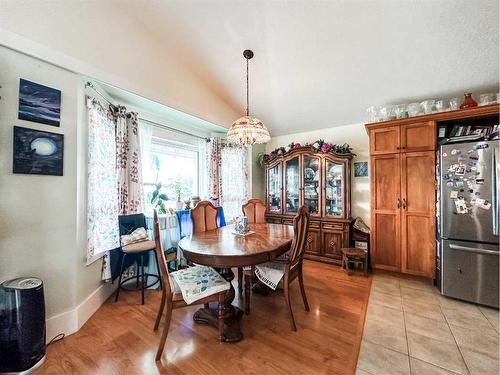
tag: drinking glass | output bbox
[421,100,436,114]
[449,98,459,110]
[379,105,395,121]
[435,99,447,112]
[479,93,496,106]
[407,102,422,117]
[394,104,408,119]
[366,106,379,122]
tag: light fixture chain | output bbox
[246,57,249,117]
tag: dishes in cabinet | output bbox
[304,167,315,180]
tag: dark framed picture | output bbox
[18,79,61,126]
[13,126,64,176]
[354,162,368,177]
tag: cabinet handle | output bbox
[402,199,407,209]
[396,146,400,150]
[397,198,401,208]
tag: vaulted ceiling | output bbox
[122,1,499,136]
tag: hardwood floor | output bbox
[37,261,371,375]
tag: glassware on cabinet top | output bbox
[366,105,380,122]
[407,102,422,117]
[267,164,281,213]
[394,104,408,119]
[379,105,395,121]
[479,93,496,106]
[449,97,459,110]
[459,93,478,109]
[435,99,447,112]
[303,156,320,215]
[421,99,436,114]
[325,161,343,217]
[285,157,300,213]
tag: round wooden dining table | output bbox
[178,223,294,342]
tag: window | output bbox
[220,145,248,221]
[143,137,200,211]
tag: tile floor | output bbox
[356,273,499,375]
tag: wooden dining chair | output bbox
[152,210,227,362]
[260,205,310,331]
[190,200,218,233]
[242,198,267,224]
[239,198,267,314]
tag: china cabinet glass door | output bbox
[285,156,300,214]
[303,155,321,215]
[267,163,282,213]
[324,160,344,217]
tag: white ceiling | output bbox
[122,0,499,136]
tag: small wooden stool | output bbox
[341,248,368,276]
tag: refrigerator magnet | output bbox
[455,199,468,214]
[443,173,450,180]
[474,143,489,150]
[450,191,458,199]
[446,181,454,187]
[442,153,448,157]
[476,178,485,184]
[455,166,466,175]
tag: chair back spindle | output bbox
[242,198,267,224]
[289,205,310,266]
[190,200,218,233]
[153,210,172,296]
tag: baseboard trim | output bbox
[45,283,116,343]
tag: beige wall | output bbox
[0,46,102,317]
[265,123,370,225]
[250,144,266,201]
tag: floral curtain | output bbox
[86,97,120,273]
[206,137,249,221]
[114,106,144,215]
[206,137,223,206]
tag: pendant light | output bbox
[226,49,270,145]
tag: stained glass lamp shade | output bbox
[227,115,270,145]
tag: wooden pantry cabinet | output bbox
[367,120,436,277]
[366,104,500,278]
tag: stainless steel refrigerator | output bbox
[439,140,499,308]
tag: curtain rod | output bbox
[85,81,208,141]
[138,118,208,141]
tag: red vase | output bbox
[460,93,478,109]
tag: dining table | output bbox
[178,223,294,342]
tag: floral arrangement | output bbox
[257,139,353,166]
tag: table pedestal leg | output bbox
[193,267,243,343]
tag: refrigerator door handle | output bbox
[449,243,499,256]
[493,147,498,236]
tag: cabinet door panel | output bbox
[370,126,400,155]
[322,231,343,260]
[302,155,321,216]
[401,151,435,277]
[401,121,436,152]
[305,229,321,256]
[284,156,300,214]
[267,162,282,214]
[371,154,401,271]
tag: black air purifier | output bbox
[0,277,46,373]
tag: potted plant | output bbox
[169,176,185,210]
[150,182,168,214]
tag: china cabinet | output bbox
[264,147,353,264]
